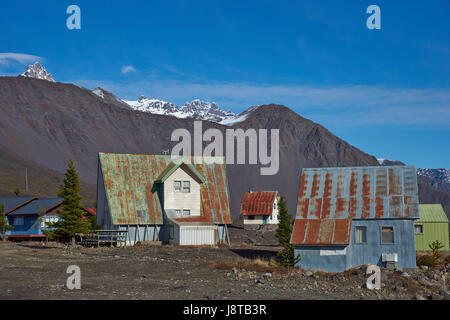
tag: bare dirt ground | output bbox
[0,226,449,300]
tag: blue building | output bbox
[290,166,420,272]
[0,197,63,239]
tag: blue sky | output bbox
[0,1,449,168]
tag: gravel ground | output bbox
[0,240,449,300]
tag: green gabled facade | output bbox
[415,204,449,251]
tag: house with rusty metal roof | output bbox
[290,166,419,272]
[96,153,232,246]
[240,191,280,226]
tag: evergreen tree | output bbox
[48,159,90,240]
[14,188,21,196]
[0,202,13,241]
[275,196,300,267]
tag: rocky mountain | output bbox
[418,168,450,185]
[124,96,235,122]
[0,76,380,215]
[20,62,54,82]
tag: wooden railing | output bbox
[77,230,128,247]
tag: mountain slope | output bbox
[225,104,379,214]
[0,77,381,216]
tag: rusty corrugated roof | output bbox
[240,191,277,216]
[99,153,232,225]
[291,166,419,246]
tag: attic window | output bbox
[381,226,394,244]
[183,181,191,193]
[136,210,147,219]
[174,181,182,193]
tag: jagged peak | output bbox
[20,62,54,82]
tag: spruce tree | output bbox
[49,159,89,240]
[0,202,13,241]
[275,196,300,266]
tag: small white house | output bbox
[240,191,280,225]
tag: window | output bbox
[274,202,277,210]
[182,209,191,217]
[248,215,255,220]
[183,181,191,193]
[355,226,367,244]
[12,216,24,226]
[174,181,182,192]
[381,226,394,244]
[175,209,181,216]
[169,224,174,240]
[415,224,423,234]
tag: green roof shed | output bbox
[415,204,449,251]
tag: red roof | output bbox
[240,191,277,216]
[291,218,352,245]
[84,208,96,216]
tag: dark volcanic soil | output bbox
[0,241,448,300]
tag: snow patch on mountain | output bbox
[417,168,450,184]
[92,87,105,99]
[20,62,54,82]
[123,96,236,122]
[219,105,260,126]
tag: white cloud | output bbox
[121,65,136,75]
[0,53,43,66]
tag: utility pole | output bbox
[25,168,28,193]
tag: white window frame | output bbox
[182,209,191,217]
[355,226,367,244]
[174,180,182,193]
[182,181,191,193]
[381,226,395,244]
[414,224,423,234]
[175,209,181,217]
